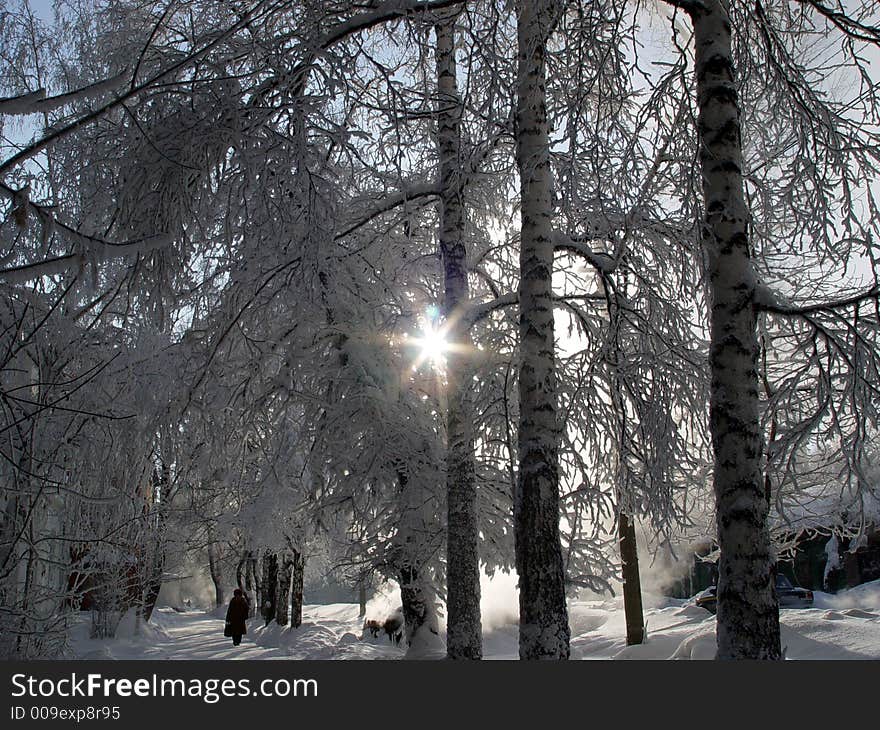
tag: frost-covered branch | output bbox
[0,180,171,283]
[0,0,279,178]
[251,0,466,101]
[464,291,517,326]
[755,281,880,316]
[0,71,129,116]
[552,231,618,275]
[334,182,440,241]
[792,0,880,44]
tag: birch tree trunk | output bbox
[358,581,367,617]
[514,0,570,660]
[290,550,305,629]
[436,13,482,661]
[687,0,780,659]
[249,552,261,618]
[235,553,246,591]
[275,553,292,626]
[241,551,257,618]
[140,464,169,624]
[140,550,164,623]
[207,540,224,609]
[261,550,278,626]
[393,468,444,656]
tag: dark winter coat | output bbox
[225,595,249,636]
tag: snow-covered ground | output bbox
[65,579,880,660]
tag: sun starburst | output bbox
[410,320,449,370]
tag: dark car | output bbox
[695,574,814,614]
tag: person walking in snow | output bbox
[224,589,249,647]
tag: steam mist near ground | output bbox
[362,569,521,631]
[154,526,702,621]
[359,555,693,634]
[515,501,713,610]
[627,529,700,607]
[157,552,220,610]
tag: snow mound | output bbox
[813,579,880,610]
[569,604,610,634]
[254,622,336,651]
[822,610,846,621]
[675,604,712,618]
[284,625,344,660]
[405,624,446,660]
[841,608,877,619]
[67,608,174,660]
[251,618,406,660]
[669,626,717,660]
[113,609,171,641]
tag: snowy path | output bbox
[68,582,880,660]
[134,611,290,661]
[70,604,405,661]
[71,609,287,660]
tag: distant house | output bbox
[779,526,880,592]
[664,524,880,597]
[66,546,141,611]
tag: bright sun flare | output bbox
[405,310,450,372]
[416,323,448,367]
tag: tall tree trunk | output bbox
[686,0,780,659]
[261,551,278,626]
[239,552,256,617]
[16,521,36,656]
[400,564,442,655]
[605,268,646,647]
[619,512,645,645]
[358,580,367,617]
[235,553,246,592]
[760,336,779,510]
[392,468,444,655]
[207,540,224,609]
[140,553,164,623]
[275,554,292,626]
[290,550,305,628]
[435,12,482,661]
[0,492,23,656]
[249,552,260,618]
[514,0,570,660]
[141,463,169,623]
